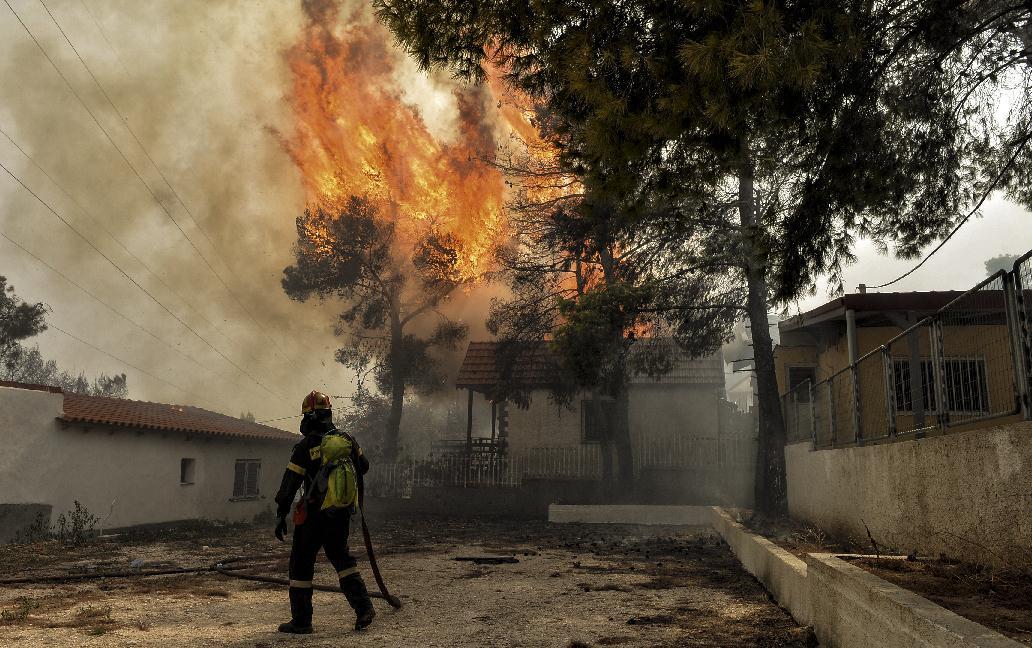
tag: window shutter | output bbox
[245,461,261,497]
[233,460,246,498]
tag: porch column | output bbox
[466,388,474,455]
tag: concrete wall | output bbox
[0,386,293,537]
[785,421,1032,565]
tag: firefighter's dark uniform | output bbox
[274,423,372,629]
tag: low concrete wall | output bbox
[785,421,1032,566]
[0,504,52,543]
[548,504,712,525]
[806,553,1022,648]
[546,506,1023,647]
[710,508,813,627]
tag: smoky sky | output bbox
[0,0,506,426]
[2,0,1030,425]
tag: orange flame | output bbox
[278,1,523,281]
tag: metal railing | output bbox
[364,430,757,498]
[800,251,1032,450]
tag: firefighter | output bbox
[273,390,375,634]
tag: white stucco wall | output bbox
[505,395,583,454]
[785,421,1032,566]
[0,386,295,531]
[629,385,722,445]
[505,384,722,454]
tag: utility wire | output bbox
[45,322,222,411]
[36,0,303,371]
[0,125,232,345]
[0,160,289,403]
[4,0,296,384]
[871,134,1032,289]
[0,231,272,403]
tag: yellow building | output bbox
[774,290,1023,445]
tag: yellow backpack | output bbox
[314,431,358,511]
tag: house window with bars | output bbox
[233,459,261,499]
[891,357,989,414]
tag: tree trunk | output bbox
[383,308,405,462]
[594,392,615,483]
[598,246,634,484]
[738,138,788,516]
[612,382,633,483]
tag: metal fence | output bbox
[364,431,757,498]
[800,251,1032,449]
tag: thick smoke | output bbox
[0,0,511,428]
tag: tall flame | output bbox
[279,0,518,281]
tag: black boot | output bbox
[355,606,376,631]
[279,586,313,634]
[340,573,375,630]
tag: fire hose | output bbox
[0,519,403,610]
[0,553,400,606]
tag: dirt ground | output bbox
[850,557,1032,646]
[0,517,815,647]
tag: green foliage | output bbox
[0,275,48,376]
[0,275,47,349]
[55,501,99,547]
[14,501,99,547]
[12,512,52,544]
[282,197,468,459]
[0,597,38,625]
[0,276,128,397]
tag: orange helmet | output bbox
[301,390,332,414]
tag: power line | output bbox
[4,0,296,383]
[0,125,233,346]
[871,133,1032,289]
[0,160,289,403]
[0,231,272,403]
[45,322,222,411]
[36,0,303,371]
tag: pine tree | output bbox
[375,0,1017,512]
[282,197,468,461]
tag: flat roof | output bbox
[779,291,967,332]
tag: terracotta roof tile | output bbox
[455,341,724,390]
[57,390,298,442]
[455,341,559,389]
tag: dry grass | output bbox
[853,556,1032,645]
[0,597,38,625]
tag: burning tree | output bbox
[282,197,468,461]
[375,0,1022,514]
[487,147,741,483]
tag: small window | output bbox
[787,366,817,402]
[180,458,195,485]
[581,399,613,443]
[233,459,261,498]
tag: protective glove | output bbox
[274,516,288,542]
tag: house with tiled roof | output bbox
[453,341,728,465]
[0,381,298,542]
